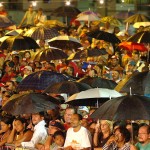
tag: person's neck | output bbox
[73,125,81,132]
[103,132,110,139]
[141,140,150,146]
[117,141,125,148]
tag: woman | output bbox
[93,120,113,149]
[0,117,13,149]
[7,117,33,147]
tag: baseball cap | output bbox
[111,55,119,60]
[23,66,32,71]
[49,121,65,130]
[128,60,136,66]
[78,106,89,113]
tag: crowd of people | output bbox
[0,4,150,150]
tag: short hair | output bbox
[65,106,77,114]
[53,130,66,139]
[139,124,150,134]
[73,113,83,121]
[38,8,43,11]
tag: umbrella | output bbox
[91,95,150,120]
[100,16,122,27]
[5,29,24,36]
[33,48,68,62]
[78,77,117,89]
[0,35,39,51]
[67,48,107,60]
[124,14,149,24]
[24,26,60,40]
[2,93,59,115]
[115,71,150,95]
[76,10,100,27]
[66,88,122,106]
[51,5,81,17]
[17,70,68,91]
[44,20,67,28]
[48,35,82,50]
[43,81,92,96]
[133,22,150,28]
[86,30,121,43]
[118,41,148,52]
[0,15,15,28]
[127,31,150,43]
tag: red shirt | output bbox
[1,72,16,83]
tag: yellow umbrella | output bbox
[100,16,122,26]
[44,20,67,28]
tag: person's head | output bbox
[28,5,33,12]
[126,60,136,72]
[64,107,76,124]
[14,117,27,133]
[132,51,140,63]
[70,113,82,128]
[113,27,120,34]
[12,55,20,65]
[0,117,13,133]
[100,120,113,134]
[24,51,31,60]
[111,70,120,81]
[5,61,15,73]
[39,39,45,48]
[65,66,74,76]
[23,66,32,76]
[53,130,66,147]
[114,126,130,143]
[5,81,16,91]
[38,8,43,15]
[110,55,119,67]
[78,106,89,117]
[1,90,12,106]
[138,125,150,144]
[32,112,44,125]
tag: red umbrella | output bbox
[119,41,148,52]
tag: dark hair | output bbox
[1,116,13,125]
[114,126,130,143]
[113,121,126,129]
[73,113,83,121]
[139,124,150,134]
[53,130,66,139]
[65,106,77,114]
[38,111,45,117]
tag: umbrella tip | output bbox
[130,87,132,95]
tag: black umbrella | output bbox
[68,48,107,60]
[127,31,150,43]
[24,26,60,40]
[86,30,121,43]
[43,81,92,96]
[51,5,81,17]
[0,35,39,50]
[115,71,150,95]
[0,15,15,28]
[91,95,150,120]
[78,77,117,89]
[17,70,68,91]
[2,93,60,115]
[34,48,68,62]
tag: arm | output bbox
[18,12,27,27]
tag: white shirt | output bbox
[64,126,91,149]
[21,120,47,148]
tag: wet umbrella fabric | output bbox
[115,71,150,95]
[34,48,68,62]
[78,77,117,89]
[44,81,92,96]
[91,95,150,120]
[24,26,60,40]
[0,35,39,50]
[0,15,15,28]
[17,70,68,91]
[66,88,122,106]
[86,30,121,43]
[2,93,59,115]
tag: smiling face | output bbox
[0,121,10,133]
[14,120,24,133]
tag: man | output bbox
[136,125,150,150]
[18,5,36,28]
[21,112,47,149]
[64,113,91,150]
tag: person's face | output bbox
[28,7,33,12]
[5,82,14,90]
[100,120,110,133]
[32,113,43,125]
[114,129,124,142]
[127,64,135,72]
[132,54,139,62]
[64,109,74,123]
[111,59,118,67]
[70,114,81,128]
[5,65,12,72]
[54,135,64,147]
[112,71,119,80]
[23,68,32,75]
[14,120,24,133]
[138,126,150,143]
[0,121,10,133]
[24,52,31,59]
[81,119,88,128]
[1,95,10,106]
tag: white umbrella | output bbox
[133,22,150,28]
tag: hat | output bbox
[23,66,32,71]
[0,83,5,87]
[49,121,65,130]
[111,55,119,60]
[128,60,136,66]
[78,106,89,113]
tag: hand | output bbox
[64,146,73,150]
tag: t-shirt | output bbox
[64,126,91,149]
[24,11,36,25]
[136,142,150,150]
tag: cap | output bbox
[128,60,136,66]
[111,55,119,60]
[23,66,32,71]
[49,121,65,130]
[0,83,5,87]
[78,106,89,113]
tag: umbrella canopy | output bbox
[0,35,39,51]
[100,16,122,27]
[127,31,150,43]
[43,81,92,96]
[91,95,150,120]
[17,70,68,91]
[66,88,122,106]
[34,48,68,62]
[2,93,59,115]
[86,30,121,43]
[48,35,82,50]
[119,41,148,52]
[0,15,15,28]
[68,48,107,60]
[44,20,67,28]
[115,71,150,95]
[24,26,60,40]
[5,29,24,36]
[51,5,81,17]
[133,22,150,28]
[78,77,117,89]
[124,14,149,24]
